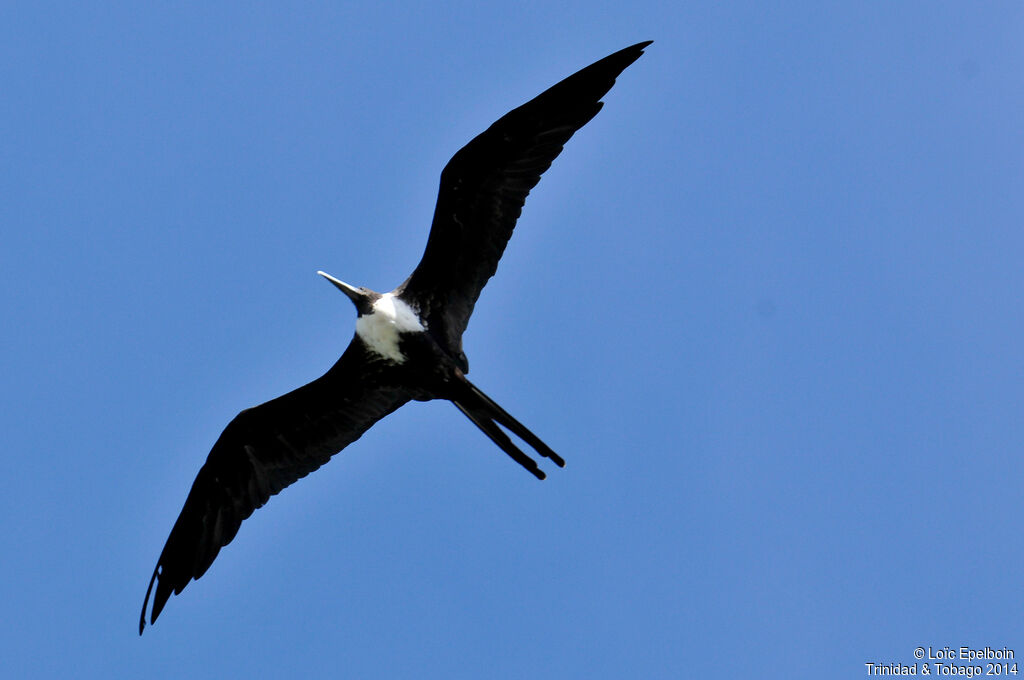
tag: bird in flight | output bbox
[140,40,651,634]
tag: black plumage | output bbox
[140,41,650,634]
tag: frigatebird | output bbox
[140,40,651,633]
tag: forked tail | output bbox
[451,375,565,479]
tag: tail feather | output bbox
[452,376,564,478]
[453,402,546,479]
[462,381,566,468]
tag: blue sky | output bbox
[3,2,1022,678]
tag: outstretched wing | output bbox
[140,339,412,633]
[397,41,651,358]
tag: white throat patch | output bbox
[355,293,425,363]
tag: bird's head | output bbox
[317,271,379,316]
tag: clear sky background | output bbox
[2,2,1022,678]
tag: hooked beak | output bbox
[317,271,363,307]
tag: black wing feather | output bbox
[397,41,651,357]
[140,340,412,633]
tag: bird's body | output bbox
[140,41,651,633]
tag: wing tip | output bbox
[139,565,159,635]
[139,561,177,635]
[612,40,654,70]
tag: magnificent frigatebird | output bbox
[140,40,650,633]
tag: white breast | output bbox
[355,293,425,363]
